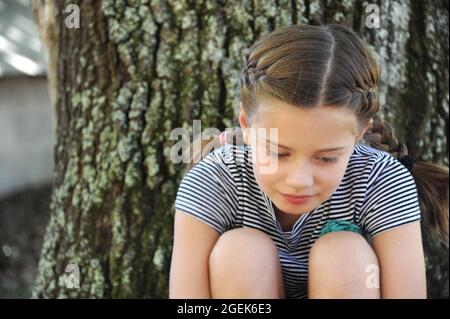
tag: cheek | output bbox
[253,162,276,185]
[252,159,281,191]
[315,161,350,191]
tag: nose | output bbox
[285,162,314,189]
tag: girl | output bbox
[169,24,449,299]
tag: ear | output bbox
[355,118,373,144]
[365,118,374,133]
[239,102,250,145]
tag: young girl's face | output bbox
[240,98,366,217]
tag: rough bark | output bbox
[31,0,448,298]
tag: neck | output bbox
[273,204,300,232]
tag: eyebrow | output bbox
[265,139,347,152]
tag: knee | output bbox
[308,231,380,298]
[209,227,284,298]
[309,231,379,272]
[209,227,279,269]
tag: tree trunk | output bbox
[31,0,448,298]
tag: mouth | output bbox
[281,193,315,205]
[282,193,315,198]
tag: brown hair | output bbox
[184,24,449,246]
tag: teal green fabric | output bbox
[319,219,363,237]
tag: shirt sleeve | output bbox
[359,157,422,238]
[174,150,239,235]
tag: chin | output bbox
[276,195,320,214]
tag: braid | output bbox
[357,90,448,246]
[350,85,408,160]
[363,115,409,159]
[240,48,267,88]
[351,86,379,117]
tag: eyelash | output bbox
[271,152,338,163]
[319,156,338,163]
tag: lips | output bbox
[282,193,314,198]
[282,193,314,205]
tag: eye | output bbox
[276,153,290,158]
[268,151,290,159]
[318,156,338,163]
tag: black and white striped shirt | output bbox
[174,143,422,299]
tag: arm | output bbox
[169,210,220,298]
[371,221,427,298]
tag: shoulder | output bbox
[350,143,394,165]
[212,143,251,165]
[194,143,249,170]
[196,143,248,163]
[349,143,412,186]
[182,144,250,185]
[174,144,246,235]
[353,144,421,238]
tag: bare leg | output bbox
[209,227,285,299]
[308,231,380,299]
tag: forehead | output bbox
[251,99,358,144]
